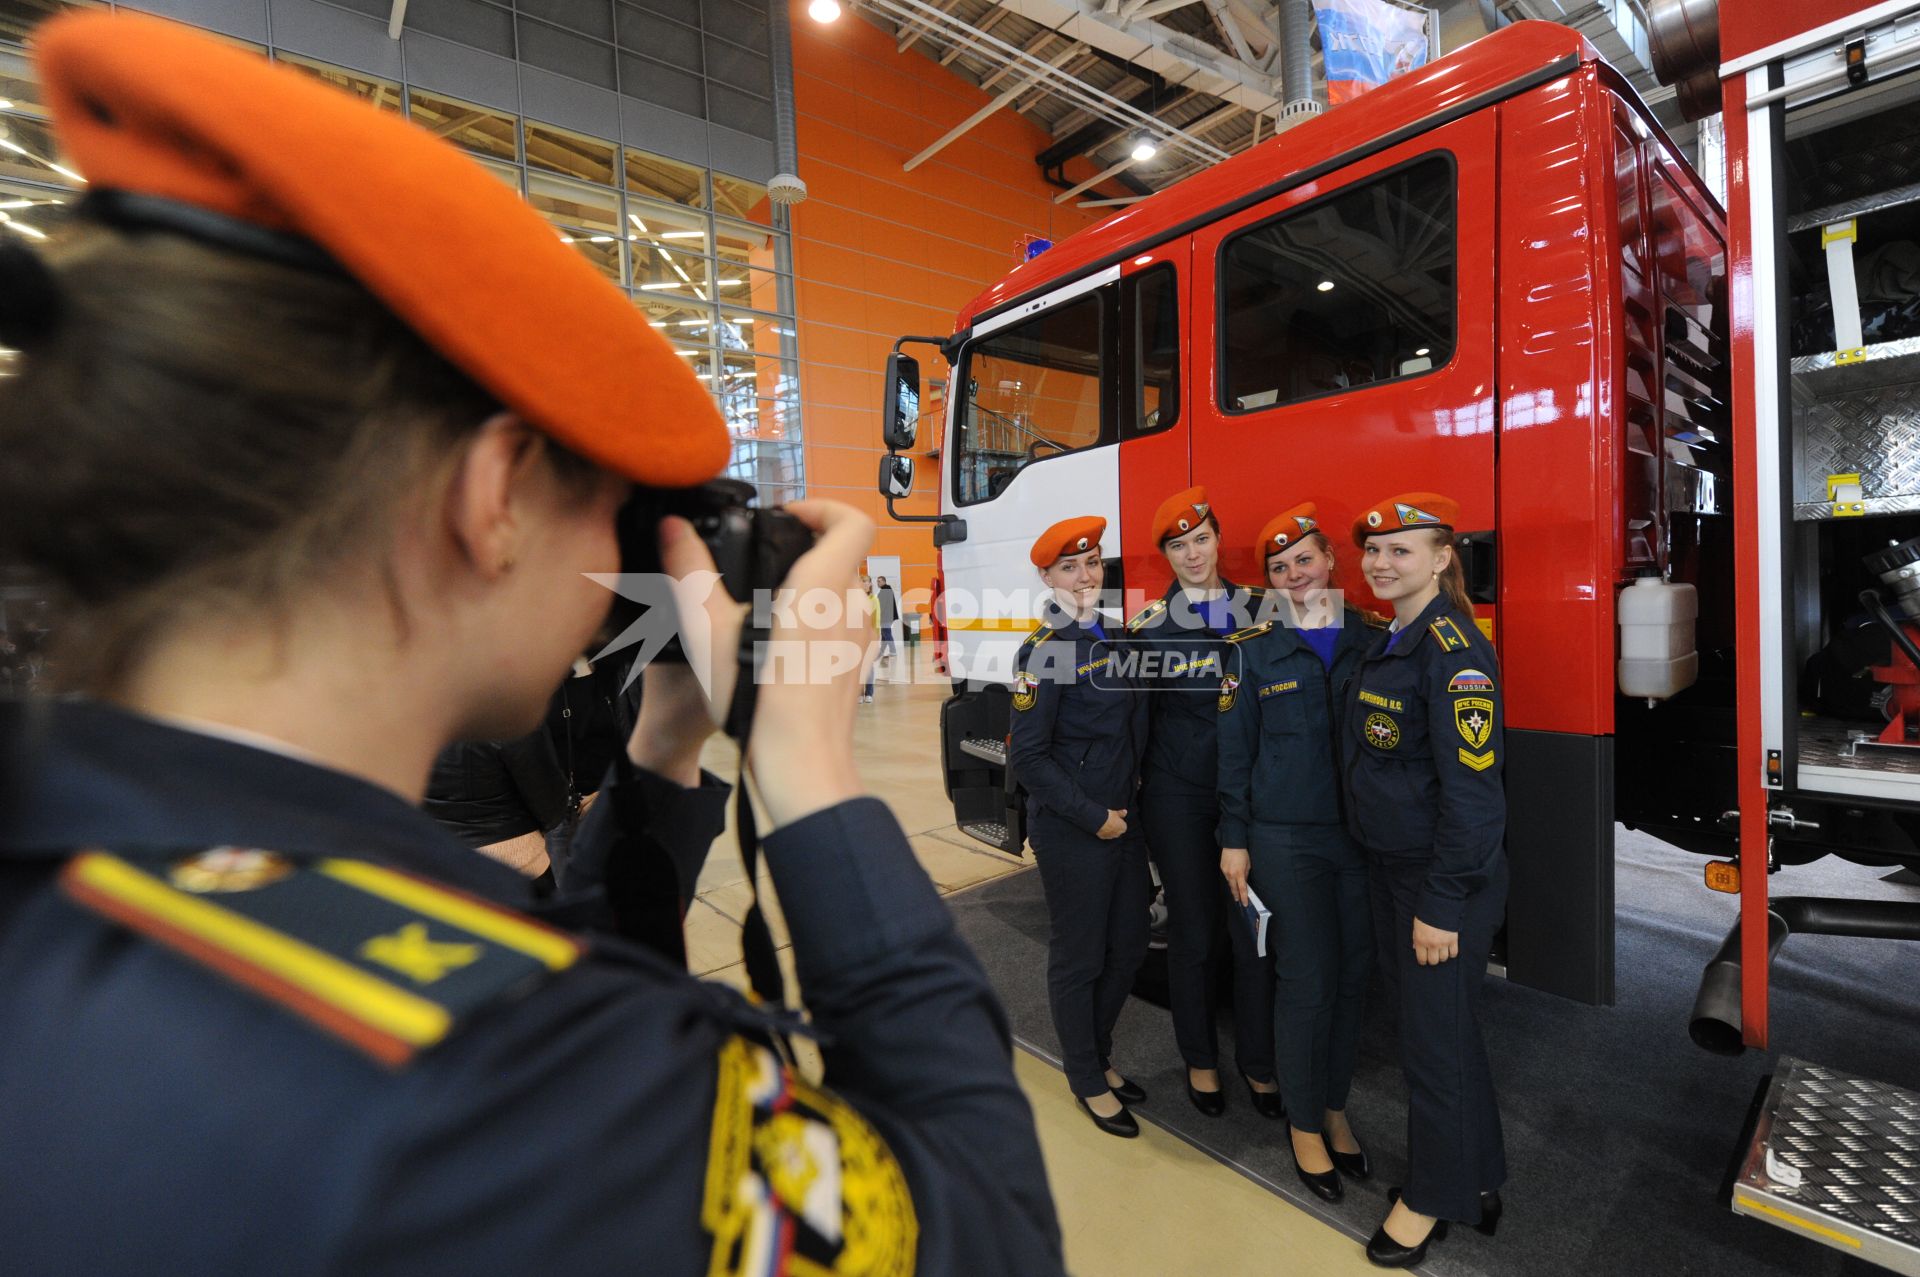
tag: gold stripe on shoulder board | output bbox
[1427,617,1471,652]
[1126,598,1167,632]
[1224,621,1273,644]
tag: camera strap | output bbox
[725,617,787,1012]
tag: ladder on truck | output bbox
[1733,1057,1920,1271]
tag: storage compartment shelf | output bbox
[1791,335,1920,392]
[1794,493,1920,521]
[1786,179,1920,234]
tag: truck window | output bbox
[1127,265,1179,438]
[1219,154,1456,413]
[953,288,1111,506]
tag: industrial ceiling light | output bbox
[1130,135,1158,163]
[807,0,841,22]
[1316,279,1335,292]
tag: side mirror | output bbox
[881,352,921,452]
[879,454,915,499]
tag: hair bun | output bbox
[0,236,63,351]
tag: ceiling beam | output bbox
[907,43,1086,170]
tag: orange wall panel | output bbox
[789,1,1111,603]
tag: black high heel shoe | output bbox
[1242,1076,1285,1120]
[1365,1216,1447,1268]
[1186,1079,1226,1116]
[1074,1095,1139,1138]
[1474,1191,1503,1236]
[1322,1131,1371,1181]
[1290,1145,1344,1203]
[1109,1075,1146,1104]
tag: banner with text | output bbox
[1313,0,1430,105]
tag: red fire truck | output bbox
[876,16,1920,1249]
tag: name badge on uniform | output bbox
[1257,679,1299,699]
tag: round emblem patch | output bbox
[1363,713,1401,750]
[1076,536,1089,551]
[1273,533,1290,547]
[1178,517,1191,532]
[169,848,295,893]
[1366,510,1384,528]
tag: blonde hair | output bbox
[1426,528,1475,617]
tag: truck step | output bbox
[958,736,1007,766]
[957,820,1019,854]
[1733,1057,1920,1273]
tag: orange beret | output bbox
[1030,516,1107,567]
[1257,502,1321,561]
[1150,486,1215,546]
[33,12,727,489]
[1352,492,1460,544]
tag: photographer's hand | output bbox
[745,500,873,828]
[624,515,735,786]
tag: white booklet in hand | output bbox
[1240,886,1273,958]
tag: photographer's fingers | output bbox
[746,500,875,828]
[657,515,741,722]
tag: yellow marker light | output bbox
[1705,861,1741,894]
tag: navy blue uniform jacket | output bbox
[0,698,1063,1276]
[1124,581,1262,797]
[1008,604,1150,834]
[1216,605,1379,847]
[1338,594,1508,931]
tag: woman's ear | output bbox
[444,413,545,577]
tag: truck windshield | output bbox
[952,289,1109,505]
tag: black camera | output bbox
[610,479,815,652]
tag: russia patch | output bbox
[1447,669,1494,693]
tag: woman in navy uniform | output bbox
[1125,486,1279,1118]
[1339,492,1507,1267]
[1008,516,1152,1137]
[0,16,1063,1275]
[1217,503,1377,1202]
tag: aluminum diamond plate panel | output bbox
[1793,355,1920,520]
[1734,1058,1920,1274]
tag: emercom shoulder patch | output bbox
[1446,668,1494,693]
[704,1035,917,1277]
[60,850,581,1068]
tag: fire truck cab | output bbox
[883,19,1736,1012]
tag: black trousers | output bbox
[1248,823,1370,1131]
[1369,852,1508,1223]
[1030,814,1152,1097]
[1142,787,1274,1082]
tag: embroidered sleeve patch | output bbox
[704,1036,917,1277]
[1257,679,1299,699]
[1217,673,1241,713]
[1458,748,1497,772]
[1011,670,1038,712]
[60,851,580,1068]
[1427,617,1471,653]
[1446,668,1494,693]
[1453,697,1495,750]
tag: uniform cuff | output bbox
[1414,889,1464,933]
[1217,817,1248,848]
[762,797,949,979]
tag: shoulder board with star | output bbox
[1224,621,1274,644]
[1427,616,1474,653]
[1126,599,1167,633]
[60,849,582,1068]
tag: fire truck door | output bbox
[940,256,1191,681]
[1188,114,1498,591]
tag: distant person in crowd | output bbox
[876,575,900,659]
[1341,492,1508,1267]
[860,573,879,703]
[0,16,1064,1273]
[542,654,640,870]
[1125,487,1279,1120]
[424,729,573,878]
[1217,503,1378,1204]
[1009,516,1152,1138]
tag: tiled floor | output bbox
[696,645,1376,1275]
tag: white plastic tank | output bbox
[1618,576,1699,702]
